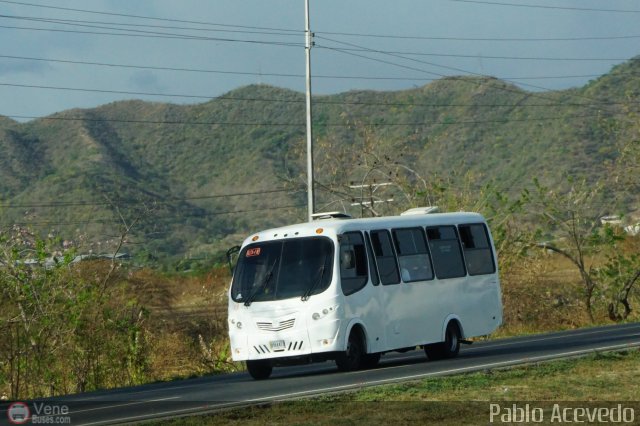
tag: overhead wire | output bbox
[0,23,304,47]
[5,204,308,228]
[447,0,640,13]
[0,13,301,38]
[314,35,625,112]
[0,0,302,34]
[3,81,638,108]
[315,30,640,42]
[3,13,636,62]
[2,54,640,85]
[0,188,301,209]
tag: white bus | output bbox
[227,208,502,379]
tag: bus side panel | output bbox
[379,280,444,350]
[456,273,502,338]
[341,281,386,354]
[379,274,501,351]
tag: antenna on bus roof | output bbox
[311,212,353,220]
[400,206,440,216]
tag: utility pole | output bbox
[305,0,315,222]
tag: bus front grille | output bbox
[256,318,296,332]
[253,340,304,355]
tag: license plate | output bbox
[270,340,286,351]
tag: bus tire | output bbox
[425,321,461,360]
[336,330,364,371]
[246,360,272,380]
[361,352,381,369]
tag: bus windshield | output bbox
[231,237,334,304]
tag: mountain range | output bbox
[1,57,638,266]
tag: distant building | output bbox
[600,215,622,226]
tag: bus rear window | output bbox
[458,224,496,275]
[426,226,466,279]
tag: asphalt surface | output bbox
[2,322,640,425]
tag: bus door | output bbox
[368,229,405,350]
[338,231,385,354]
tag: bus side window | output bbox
[370,230,401,285]
[458,223,496,275]
[426,226,467,279]
[339,232,369,296]
[392,227,434,282]
[365,232,380,286]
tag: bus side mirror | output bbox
[226,245,241,275]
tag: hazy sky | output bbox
[1,0,639,120]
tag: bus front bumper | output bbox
[230,319,342,362]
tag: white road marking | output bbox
[69,396,180,415]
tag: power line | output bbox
[6,81,638,108]
[2,113,305,126]
[5,204,307,228]
[2,53,638,83]
[0,0,302,34]
[0,53,305,78]
[0,13,300,38]
[316,30,640,42]
[5,3,639,42]
[316,43,635,62]
[0,188,300,209]
[316,35,619,113]
[0,14,302,46]
[448,0,640,13]
[0,23,304,47]
[4,14,637,61]
[2,109,635,130]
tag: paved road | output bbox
[2,322,640,425]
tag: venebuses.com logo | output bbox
[7,402,30,425]
[6,401,71,424]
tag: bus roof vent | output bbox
[311,211,353,220]
[400,206,439,216]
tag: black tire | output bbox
[425,322,461,360]
[336,330,364,372]
[361,352,381,369]
[246,360,272,380]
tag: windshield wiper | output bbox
[301,257,327,301]
[244,257,278,307]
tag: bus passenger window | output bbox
[339,232,368,296]
[370,230,401,285]
[426,226,466,279]
[365,233,380,286]
[458,224,496,275]
[392,228,433,282]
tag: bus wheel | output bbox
[336,331,364,371]
[425,322,461,360]
[246,360,272,380]
[361,352,381,369]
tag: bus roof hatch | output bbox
[400,206,440,216]
[311,212,353,220]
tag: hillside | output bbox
[1,57,639,265]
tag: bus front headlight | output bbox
[312,305,339,321]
